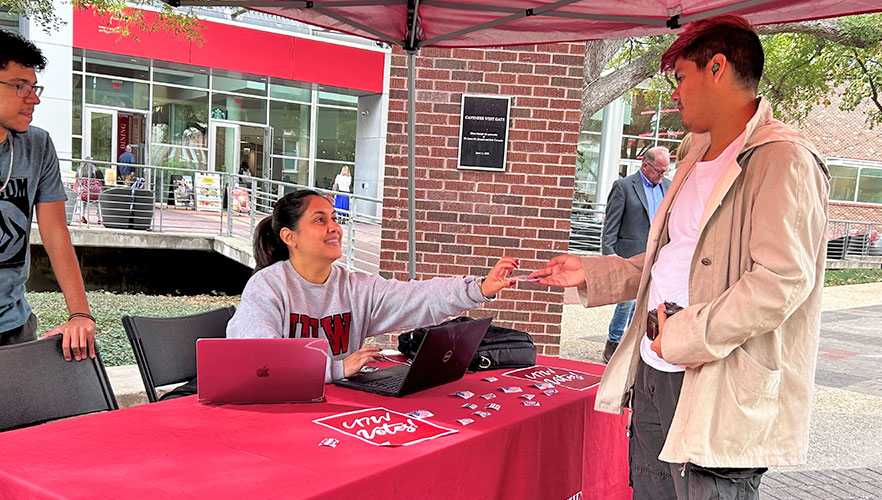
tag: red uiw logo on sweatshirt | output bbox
[290,313,352,355]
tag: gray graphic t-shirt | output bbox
[0,127,65,331]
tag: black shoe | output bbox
[603,340,619,363]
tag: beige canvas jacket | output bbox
[582,98,830,468]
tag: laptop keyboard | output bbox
[361,373,407,392]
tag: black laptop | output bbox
[334,317,492,397]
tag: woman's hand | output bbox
[528,254,586,288]
[342,346,383,378]
[480,257,519,298]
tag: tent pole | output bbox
[407,49,417,281]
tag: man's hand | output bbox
[342,346,383,378]
[528,255,586,287]
[480,257,519,297]
[650,303,667,359]
[42,316,96,361]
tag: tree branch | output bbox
[853,49,882,117]
[756,20,879,49]
[581,47,661,130]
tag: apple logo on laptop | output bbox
[257,366,270,377]
[442,350,453,363]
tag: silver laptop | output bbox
[197,338,328,404]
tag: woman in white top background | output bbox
[332,166,352,222]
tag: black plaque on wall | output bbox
[457,94,511,171]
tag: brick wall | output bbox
[829,202,882,223]
[377,44,586,356]
[792,91,882,160]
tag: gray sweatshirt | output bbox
[226,260,490,381]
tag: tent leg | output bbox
[407,50,417,281]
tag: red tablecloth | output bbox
[0,357,630,500]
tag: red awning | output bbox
[168,0,882,49]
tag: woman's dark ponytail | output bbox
[252,189,324,272]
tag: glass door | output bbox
[85,108,116,164]
[210,122,239,174]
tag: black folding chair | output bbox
[122,306,235,403]
[0,336,118,432]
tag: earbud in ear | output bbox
[712,63,720,74]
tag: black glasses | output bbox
[0,81,44,98]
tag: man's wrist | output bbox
[68,312,95,323]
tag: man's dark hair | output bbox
[660,15,763,92]
[0,29,47,71]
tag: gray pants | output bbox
[630,359,766,500]
[0,313,38,346]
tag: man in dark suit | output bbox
[600,146,672,362]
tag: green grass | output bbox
[824,268,882,287]
[25,291,240,367]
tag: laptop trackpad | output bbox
[348,364,409,381]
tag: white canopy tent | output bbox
[162,0,882,278]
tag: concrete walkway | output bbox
[560,282,882,498]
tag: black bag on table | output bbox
[396,317,536,371]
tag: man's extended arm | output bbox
[601,181,625,256]
[35,201,95,361]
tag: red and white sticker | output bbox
[314,407,456,447]
[503,365,602,391]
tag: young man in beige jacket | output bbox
[532,15,829,500]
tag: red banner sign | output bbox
[313,407,457,447]
[502,365,602,391]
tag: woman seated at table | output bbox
[227,189,518,382]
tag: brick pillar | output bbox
[379,43,585,356]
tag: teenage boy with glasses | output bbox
[0,29,96,361]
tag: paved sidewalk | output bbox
[559,282,882,498]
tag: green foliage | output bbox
[824,268,882,286]
[25,291,239,367]
[762,14,882,127]
[1,0,202,41]
[615,14,882,128]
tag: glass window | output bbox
[211,93,267,124]
[829,164,858,202]
[274,157,310,191]
[152,85,209,147]
[316,107,356,162]
[269,101,310,158]
[583,109,604,134]
[72,137,82,162]
[0,7,20,33]
[85,56,149,80]
[654,98,684,141]
[151,145,207,171]
[84,76,149,110]
[315,161,353,190]
[318,91,358,107]
[857,168,882,204]
[622,91,656,138]
[576,132,601,201]
[72,74,82,136]
[621,136,654,160]
[154,66,208,88]
[212,74,267,96]
[270,83,311,103]
[73,54,82,72]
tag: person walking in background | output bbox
[532,15,829,499]
[0,30,96,361]
[117,144,136,186]
[600,146,671,362]
[72,156,103,224]
[332,165,352,222]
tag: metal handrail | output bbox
[60,157,382,274]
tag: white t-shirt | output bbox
[334,174,352,193]
[641,131,747,372]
